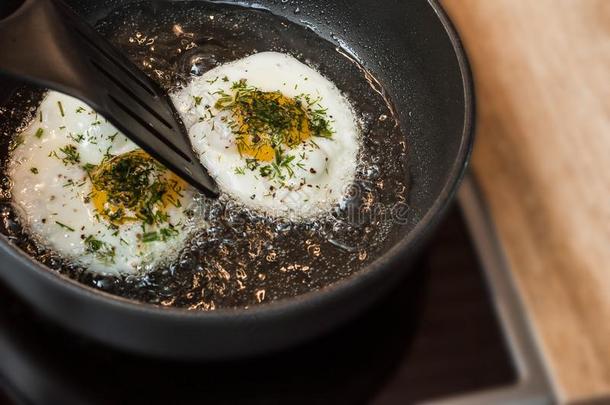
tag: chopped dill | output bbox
[102,146,114,161]
[52,144,80,165]
[210,79,334,188]
[55,221,75,232]
[35,128,44,139]
[82,163,96,173]
[84,235,116,263]
[30,167,38,174]
[259,165,273,177]
[57,101,65,117]
[68,133,84,143]
[90,150,183,228]
[142,231,159,243]
[159,226,179,240]
[141,227,178,243]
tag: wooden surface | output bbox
[442,1,610,403]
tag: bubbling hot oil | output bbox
[0,1,410,309]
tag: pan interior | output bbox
[0,0,420,309]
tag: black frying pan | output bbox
[0,0,473,359]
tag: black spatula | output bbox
[0,0,219,197]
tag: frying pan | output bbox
[0,0,473,359]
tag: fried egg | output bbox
[172,52,360,218]
[9,52,359,275]
[8,91,200,275]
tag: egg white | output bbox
[171,51,360,218]
[8,91,200,275]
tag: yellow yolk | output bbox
[230,91,312,162]
[90,150,187,225]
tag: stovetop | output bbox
[0,176,555,404]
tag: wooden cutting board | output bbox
[441,1,610,403]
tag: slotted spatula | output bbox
[0,0,219,197]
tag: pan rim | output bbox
[0,0,475,322]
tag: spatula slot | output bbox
[108,94,192,163]
[72,26,156,98]
[90,58,174,130]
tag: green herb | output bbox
[212,79,334,187]
[84,235,116,263]
[35,128,44,139]
[259,165,272,177]
[102,146,113,161]
[63,179,75,188]
[55,221,75,232]
[193,96,203,106]
[53,144,80,165]
[278,153,296,177]
[30,167,38,174]
[245,158,259,171]
[84,235,103,250]
[142,231,159,243]
[90,150,182,227]
[75,106,86,113]
[68,133,84,143]
[57,101,65,117]
[296,94,334,139]
[106,208,125,223]
[159,226,179,241]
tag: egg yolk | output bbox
[228,90,312,162]
[89,149,186,225]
